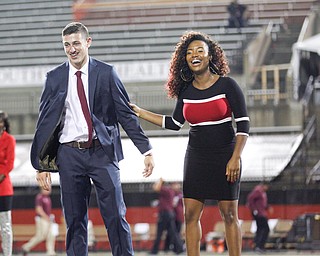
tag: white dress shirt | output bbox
[59,60,95,143]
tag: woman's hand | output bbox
[129,102,141,117]
[226,156,240,183]
[226,135,247,183]
[129,102,163,127]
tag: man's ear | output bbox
[86,37,92,47]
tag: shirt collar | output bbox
[69,58,89,76]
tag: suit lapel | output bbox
[60,62,69,91]
[53,61,69,93]
[88,57,98,111]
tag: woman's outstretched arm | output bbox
[129,103,163,127]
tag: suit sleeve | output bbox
[30,69,64,172]
[109,67,152,154]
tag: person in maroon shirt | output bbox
[0,111,15,256]
[150,178,184,255]
[246,182,271,253]
[164,182,184,252]
[22,187,56,256]
[172,182,184,235]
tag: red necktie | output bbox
[76,71,93,146]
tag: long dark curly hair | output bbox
[0,111,10,134]
[165,31,230,98]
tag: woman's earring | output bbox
[180,67,194,82]
[209,60,219,75]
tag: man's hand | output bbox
[143,155,154,178]
[36,171,52,191]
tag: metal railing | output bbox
[247,63,291,105]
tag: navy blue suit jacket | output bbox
[30,57,152,172]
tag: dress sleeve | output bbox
[226,78,250,136]
[164,97,185,131]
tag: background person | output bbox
[130,31,250,256]
[246,182,271,253]
[30,22,154,256]
[164,181,184,252]
[0,111,15,256]
[227,0,248,29]
[22,187,56,256]
[150,178,184,255]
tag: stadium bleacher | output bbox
[0,0,318,134]
[0,0,316,68]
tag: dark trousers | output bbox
[58,144,133,256]
[228,16,244,28]
[151,211,183,254]
[253,215,270,249]
[164,220,183,252]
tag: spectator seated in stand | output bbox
[227,0,248,29]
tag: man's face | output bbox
[62,32,92,70]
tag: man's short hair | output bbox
[62,22,89,38]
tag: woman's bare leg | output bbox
[218,200,242,256]
[184,198,204,256]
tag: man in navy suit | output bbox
[31,22,155,256]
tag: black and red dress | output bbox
[164,77,250,200]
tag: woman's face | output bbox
[186,40,211,75]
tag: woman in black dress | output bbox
[130,31,249,256]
